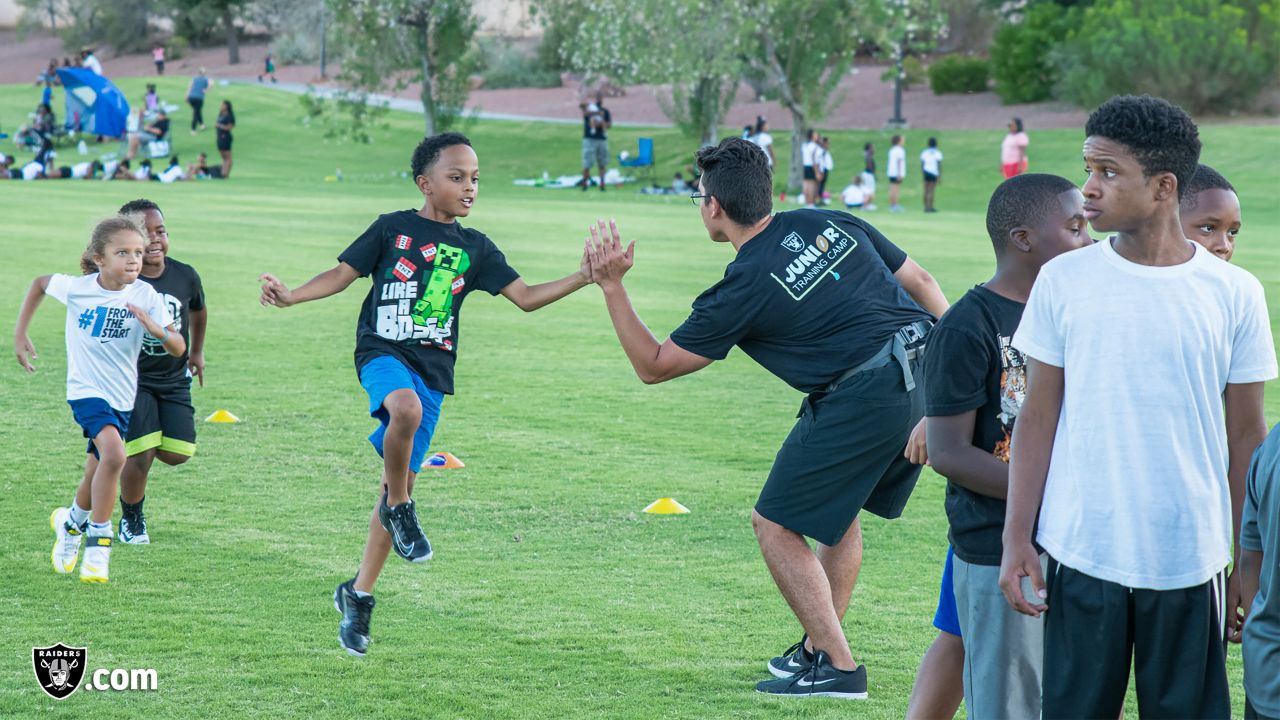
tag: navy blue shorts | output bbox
[359,356,444,474]
[932,546,962,637]
[68,398,131,459]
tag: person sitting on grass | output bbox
[125,109,170,161]
[258,132,595,657]
[840,175,866,210]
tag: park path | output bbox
[2,28,1093,131]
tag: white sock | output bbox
[87,520,111,538]
[69,502,90,527]
[352,589,372,599]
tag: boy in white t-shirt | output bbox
[15,216,184,583]
[998,95,1276,718]
[840,175,865,209]
[919,138,943,213]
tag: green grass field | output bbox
[1,77,1277,718]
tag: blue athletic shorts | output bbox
[68,397,131,459]
[932,545,962,637]
[358,355,444,474]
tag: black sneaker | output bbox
[377,493,433,562]
[118,501,149,545]
[767,635,815,679]
[336,580,375,656]
[755,650,868,699]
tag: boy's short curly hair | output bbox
[694,138,773,226]
[411,132,472,179]
[118,198,161,216]
[985,173,1079,255]
[1180,164,1235,211]
[1084,95,1200,200]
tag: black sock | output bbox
[120,496,144,514]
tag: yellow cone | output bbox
[205,409,241,423]
[643,497,690,514]
[422,451,465,469]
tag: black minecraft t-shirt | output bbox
[340,210,520,395]
[669,209,933,393]
[136,257,204,390]
[923,285,1028,566]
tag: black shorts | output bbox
[124,381,197,458]
[1042,558,1230,719]
[755,357,924,546]
[803,166,817,181]
[923,171,938,182]
[217,134,232,152]
[888,176,903,185]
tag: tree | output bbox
[167,0,247,64]
[331,0,479,136]
[744,0,888,191]
[540,0,752,147]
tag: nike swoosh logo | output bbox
[795,678,837,687]
[785,659,803,668]
[392,529,412,555]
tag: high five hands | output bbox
[585,219,634,289]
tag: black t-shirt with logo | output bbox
[669,209,932,393]
[339,210,521,395]
[136,257,204,390]
[583,108,611,140]
[923,285,1028,566]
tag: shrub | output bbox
[477,39,562,90]
[927,55,990,95]
[1054,0,1280,114]
[880,56,927,90]
[990,2,1078,104]
[166,35,190,61]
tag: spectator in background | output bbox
[36,58,59,87]
[801,128,822,207]
[258,51,278,83]
[215,100,235,179]
[864,141,876,179]
[187,68,210,134]
[920,137,943,213]
[818,136,834,205]
[145,84,159,113]
[153,44,166,75]
[579,92,611,192]
[1001,118,1029,179]
[187,152,211,180]
[887,134,907,212]
[80,47,102,75]
[840,175,866,210]
[749,116,776,168]
[125,108,170,160]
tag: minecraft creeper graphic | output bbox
[411,243,470,328]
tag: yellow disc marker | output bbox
[643,497,690,514]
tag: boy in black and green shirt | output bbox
[259,133,592,656]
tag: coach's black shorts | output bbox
[923,171,938,182]
[803,166,817,181]
[124,380,197,458]
[1042,557,1230,719]
[755,357,924,546]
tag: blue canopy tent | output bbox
[55,68,130,138]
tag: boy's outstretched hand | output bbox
[258,273,295,308]
[15,334,37,372]
[586,219,634,290]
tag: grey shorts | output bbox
[582,138,608,169]
[953,553,1044,719]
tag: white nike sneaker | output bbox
[50,507,84,574]
[80,536,112,583]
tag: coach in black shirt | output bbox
[586,138,949,698]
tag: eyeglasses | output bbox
[690,193,709,206]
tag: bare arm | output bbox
[587,220,713,384]
[1224,382,1268,642]
[894,258,949,318]
[1239,549,1262,622]
[127,303,186,357]
[500,244,592,311]
[927,411,1010,499]
[188,307,207,387]
[998,358,1064,617]
[14,274,51,372]
[259,263,361,308]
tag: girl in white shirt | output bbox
[14,216,184,584]
[887,134,907,212]
[801,128,823,207]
